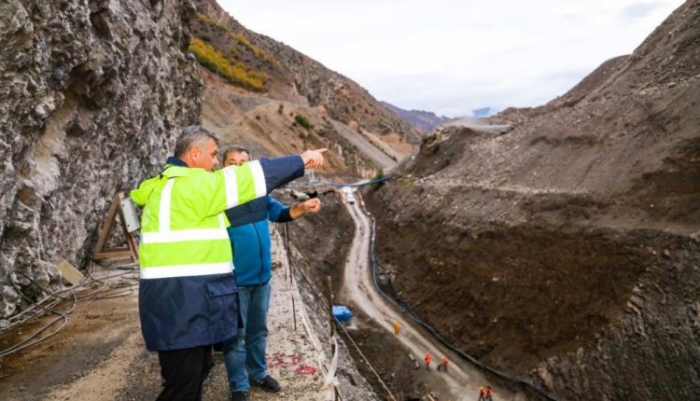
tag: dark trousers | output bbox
[156,346,214,401]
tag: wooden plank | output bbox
[94,250,134,260]
[57,259,85,285]
[93,193,122,258]
[94,192,139,263]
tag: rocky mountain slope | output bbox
[189,0,420,175]
[380,101,450,134]
[366,1,700,400]
[0,0,200,317]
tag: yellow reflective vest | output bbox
[131,156,304,350]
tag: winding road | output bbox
[341,190,527,401]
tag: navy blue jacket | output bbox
[138,155,304,351]
[225,196,292,286]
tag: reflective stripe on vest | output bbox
[223,160,266,209]
[141,261,233,279]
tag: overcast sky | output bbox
[217,0,684,117]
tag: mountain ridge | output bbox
[191,0,422,165]
[380,101,450,134]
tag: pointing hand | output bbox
[300,148,327,169]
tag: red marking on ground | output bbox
[268,353,301,368]
[294,365,317,375]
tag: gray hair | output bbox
[223,145,252,161]
[174,126,219,158]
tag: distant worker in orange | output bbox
[485,386,493,401]
[478,386,486,401]
[424,353,432,371]
[393,319,401,335]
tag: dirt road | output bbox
[331,121,398,169]
[341,191,528,401]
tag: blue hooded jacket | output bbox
[225,195,292,286]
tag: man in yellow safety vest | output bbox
[131,126,325,400]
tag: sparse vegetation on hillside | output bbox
[188,38,267,91]
[295,114,313,129]
[371,168,385,190]
[196,13,228,31]
[193,12,281,90]
[228,32,281,68]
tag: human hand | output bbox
[300,148,327,169]
[290,197,322,219]
[302,198,321,214]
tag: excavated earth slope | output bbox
[366,2,699,400]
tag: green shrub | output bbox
[371,168,385,190]
[295,114,313,129]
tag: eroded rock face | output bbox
[0,0,201,317]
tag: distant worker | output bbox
[221,146,323,401]
[437,356,449,372]
[425,353,432,371]
[478,386,486,401]
[486,386,493,401]
[131,126,325,401]
[393,319,401,335]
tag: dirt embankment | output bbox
[364,2,700,400]
[366,181,700,400]
[276,189,354,296]
[366,162,700,400]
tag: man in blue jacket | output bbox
[222,146,321,401]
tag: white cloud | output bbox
[217,0,685,117]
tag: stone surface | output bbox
[0,0,201,317]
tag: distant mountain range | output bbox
[380,102,450,133]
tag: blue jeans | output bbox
[223,281,272,393]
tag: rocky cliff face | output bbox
[0,0,201,317]
[366,1,699,400]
